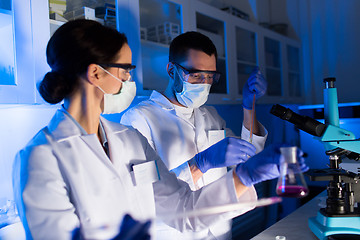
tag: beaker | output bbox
[276,146,309,198]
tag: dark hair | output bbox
[38,19,128,104]
[169,31,217,63]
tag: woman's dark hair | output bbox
[38,19,128,104]
[169,31,217,63]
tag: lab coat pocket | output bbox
[131,160,160,186]
[208,130,225,145]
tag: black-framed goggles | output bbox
[99,63,136,72]
[173,62,221,84]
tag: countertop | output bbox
[251,190,327,240]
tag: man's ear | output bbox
[87,64,102,86]
[166,62,175,79]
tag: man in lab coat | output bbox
[121,31,268,239]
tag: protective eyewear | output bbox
[173,62,221,84]
[99,63,136,80]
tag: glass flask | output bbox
[276,146,309,198]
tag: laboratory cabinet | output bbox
[0,0,49,104]
[3,0,303,105]
[118,0,304,104]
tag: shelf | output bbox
[49,19,65,36]
[139,0,181,28]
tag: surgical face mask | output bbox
[174,68,211,108]
[175,81,211,108]
[103,80,136,114]
[97,65,136,114]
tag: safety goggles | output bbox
[99,63,136,81]
[173,62,221,84]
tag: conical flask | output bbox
[276,146,309,198]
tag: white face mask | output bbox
[175,81,211,108]
[174,67,211,108]
[97,65,137,114]
[103,80,136,114]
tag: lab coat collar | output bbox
[48,110,83,141]
[100,116,129,136]
[60,106,87,135]
[99,117,133,170]
[47,109,131,175]
[149,90,207,116]
[149,90,208,128]
[149,90,176,111]
[98,120,108,148]
[195,105,207,117]
[47,109,129,142]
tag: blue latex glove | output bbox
[242,67,267,110]
[296,149,309,173]
[114,214,151,240]
[72,214,151,240]
[195,137,256,173]
[235,144,309,187]
[235,144,281,186]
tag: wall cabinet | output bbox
[137,0,182,94]
[3,0,303,105]
[0,5,15,86]
[0,1,41,104]
[119,0,303,104]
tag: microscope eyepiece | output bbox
[323,77,336,88]
[270,104,327,137]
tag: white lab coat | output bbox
[13,109,257,240]
[121,91,267,240]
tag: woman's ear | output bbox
[166,62,175,79]
[87,64,102,86]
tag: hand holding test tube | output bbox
[242,67,267,143]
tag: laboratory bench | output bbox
[251,190,327,240]
[251,189,360,240]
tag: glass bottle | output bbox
[276,146,309,198]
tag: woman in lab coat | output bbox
[13,19,283,240]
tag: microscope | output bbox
[270,78,360,239]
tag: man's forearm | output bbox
[188,160,204,184]
[243,108,261,136]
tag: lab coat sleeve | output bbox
[121,108,156,149]
[241,123,268,153]
[122,106,198,190]
[170,162,197,190]
[13,142,79,240]
[147,144,257,232]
